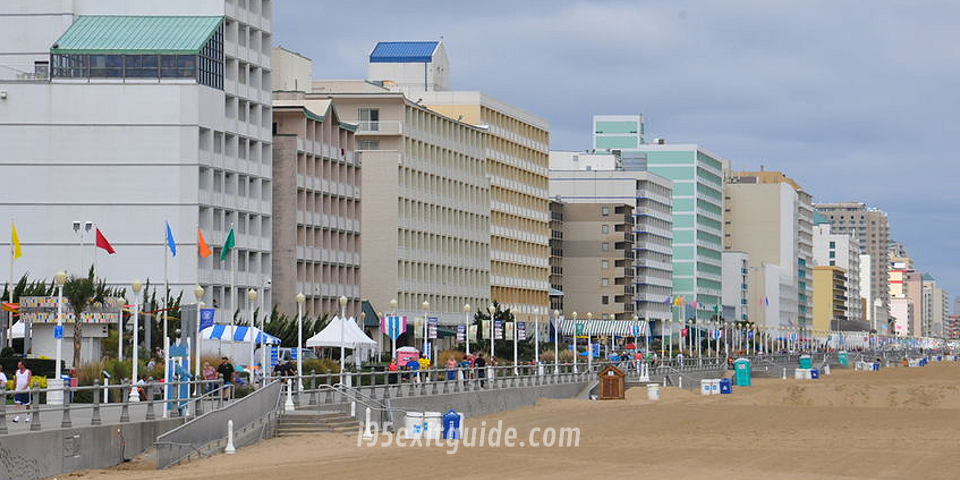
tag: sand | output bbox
[63,363,960,480]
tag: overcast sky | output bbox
[275,0,960,302]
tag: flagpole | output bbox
[162,223,169,418]
[93,222,98,278]
[229,222,236,362]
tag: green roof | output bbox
[813,211,831,225]
[51,16,223,55]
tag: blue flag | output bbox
[165,221,177,256]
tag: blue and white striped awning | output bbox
[556,319,650,337]
[201,325,281,345]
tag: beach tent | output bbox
[5,321,25,339]
[201,324,281,345]
[305,316,377,349]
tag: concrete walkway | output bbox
[1,398,222,435]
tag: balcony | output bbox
[356,121,403,135]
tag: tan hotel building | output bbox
[362,41,551,322]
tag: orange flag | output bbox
[197,227,212,258]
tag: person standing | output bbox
[387,358,399,384]
[216,357,235,399]
[0,364,7,388]
[475,353,487,387]
[12,361,32,423]
[445,357,458,381]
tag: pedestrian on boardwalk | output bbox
[0,364,7,389]
[475,353,487,387]
[217,357,235,399]
[387,358,399,384]
[12,361,32,423]
[445,357,458,381]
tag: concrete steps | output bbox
[276,411,360,437]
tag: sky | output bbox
[274,0,960,301]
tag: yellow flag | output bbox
[11,222,22,259]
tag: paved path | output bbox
[1,398,223,435]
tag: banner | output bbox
[382,315,407,340]
[494,320,503,340]
[482,320,491,339]
[456,324,466,342]
[680,328,688,338]
[427,317,438,339]
[469,325,478,341]
[517,321,526,340]
[414,318,424,338]
[575,323,585,336]
[200,308,216,330]
[631,323,647,337]
[505,321,514,340]
[711,329,723,340]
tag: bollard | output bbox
[61,384,72,429]
[225,419,236,454]
[284,379,295,412]
[29,390,41,431]
[350,401,356,418]
[363,407,374,439]
[91,380,102,426]
[195,390,205,417]
[119,381,131,423]
[679,376,683,389]
[309,387,318,406]
[782,368,787,380]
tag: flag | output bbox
[165,222,177,257]
[713,304,720,313]
[95,228,116,254]
[220,228,235,261]
[197,228,212,258]
[673,296,684,307]
[10,222,22,259]
[663,296,672,305]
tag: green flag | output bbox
[220,228,235,261]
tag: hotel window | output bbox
[601,260,609,269]
[601,278,609,287]
[358,140,380,150]
[359,108,380,131]
[601,224,610,234]
[601,242,610,252]
[601,207,610,216]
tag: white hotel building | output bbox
[0,0,273,314]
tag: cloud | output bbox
[275,0,960,299]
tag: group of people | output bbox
[386,353,492,386]
[0,361,34,423]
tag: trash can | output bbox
[811,368,819,379]
[823,364,831,375]
[799,355,812,369]
[442,409,463,439]
[404,412,424,439]
[734,358,752,387]
[700,379,712,396]
[423,412,442,439]
[838,351,849,367]
[710,379,721,395]
[646,383,661,401]
[720,378,732,394]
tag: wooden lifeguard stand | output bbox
[598,365,626,400]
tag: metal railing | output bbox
[155,380,282,469]
[0,378,225,436]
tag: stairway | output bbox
[276,410,361,437]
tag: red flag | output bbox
[95,228,116,254]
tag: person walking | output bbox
[216,357,235,399]
[0,364,7,388]
[12,361,32,423]
[475,353,487,387]
[202,362,217,393]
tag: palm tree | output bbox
[62,269,106,368]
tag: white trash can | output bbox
[646,383,661,401]
[700,379,712,396]
[823,364,831,375]
[710,379,721,395]
[795,368,805,379]
[423,412,442,439]
[404,412,424,439]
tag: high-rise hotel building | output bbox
[363,41,551,323]
[0,0,274,314]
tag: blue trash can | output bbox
[872,362,880,371]
[442,409,462,439]
[720,378,732,394]
[811,368,819,379]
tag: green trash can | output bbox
[799,355,812,369]
[838,351,849,367]
[734,358,752,387]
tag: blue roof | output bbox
[370,41,438,63]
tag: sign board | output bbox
[54,325,64,339]
[170,343,189,358]
[456,325,466,342]
[270,346,280,367]
[19,296,120,324]
[494,320,503,340]
[517,321,526,340]
[200,308,216,330]
[428,317,438,339]
[575,323,585,336]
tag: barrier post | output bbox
[225,419,236,454]
[284,379,295,412]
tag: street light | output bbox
[53,271,67,381]
[339,295,348,374]
[553,309,561,373]
[193,285,204,384]
[388,298,398,360]
[488,304,496,359]
[571,311,578,373]
[296,293,305,391]
[129,279,143,402]
[247,288,257,385]
[422,301,430,361]
[117,296,125,361]
[463,304,471,355]
[586,313,593,371]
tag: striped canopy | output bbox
[556,319,651,337]
[201,324,281,345]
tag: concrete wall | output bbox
[0,418,182,480]
[388,381,589,427]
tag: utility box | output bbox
[598,365,626,400]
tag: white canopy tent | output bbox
[306,316,377,367]
[6,321,25,339]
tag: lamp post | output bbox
[586,312,593,372]
[339,295,347,373]
[571,311,578,373]
[421,301,430,361]
[116,296,125,362]
[193,285,204,384]
[463,304,471,356]
[389,298,398,359]
[247,288,257,385]
[296,293,305,391]
[53,271,67,380]
[129,279,143,402]
[553,310,560,373]
[487,304,496,360]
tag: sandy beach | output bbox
[65,362,960,480]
